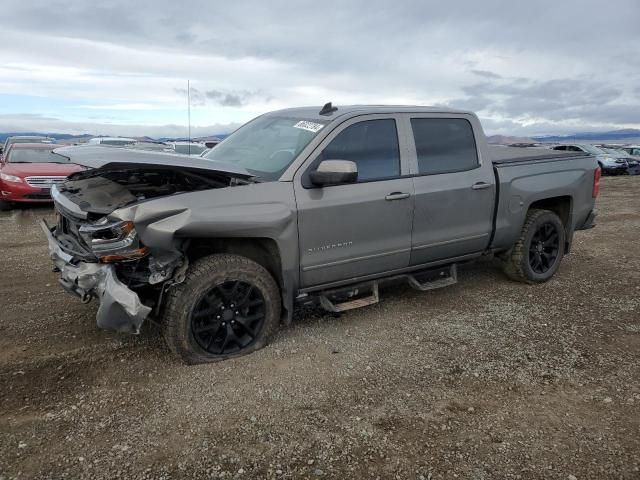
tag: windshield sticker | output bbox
[293,121,325,133]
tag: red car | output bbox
[0,143,84,210]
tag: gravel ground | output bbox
[0,176,638,479]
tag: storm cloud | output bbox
[0,0,638,136]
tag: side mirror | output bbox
[309,160,358,186]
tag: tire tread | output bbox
[163,253,280,364]
[502,208,564,284]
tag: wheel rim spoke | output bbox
[528,221,560,274]
[220,324,240,351]
[193,322,219,334]
[236,285,254,307]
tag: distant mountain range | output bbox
[485,129,640,145]
[530,129,640,143]
[2,128,639,145]
[486,135,535,145]
[0,132,229,143]
[0,132,93,143]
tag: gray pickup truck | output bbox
[42,104,599,363]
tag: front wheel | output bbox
[0,199,12,211]
[502,209,566,283]
[163,254,281,364]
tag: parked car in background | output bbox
[552,144,629,174]
[167,141,208,156]
[601,148,640,175]
[86,137,136,147]
[620,145,640,157]
[0,143,83,210]
[1,135,56,159]
[204,139,222,148]
[127,141,169,152]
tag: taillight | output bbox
[592,167,601,198]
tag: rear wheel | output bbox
[163,254,281,364]
[502,209,566,283]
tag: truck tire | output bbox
[163,253,281,364]
[502,208,566,284]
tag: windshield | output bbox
[203,116,328,180]
[580,145,606,155]
[604,148,628,157]
[174,144,207,155]
[8,148,68,163]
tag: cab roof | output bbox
[266,104,472,121]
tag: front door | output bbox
[294,117,414,287]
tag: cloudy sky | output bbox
[1,0,638,137]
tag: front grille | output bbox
[25,176,67,188]
[23,191,52,200]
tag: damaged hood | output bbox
[51,146,258,219]
[52,145,253,179]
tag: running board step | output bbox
[407,264,457,291]
[319,282,379,313]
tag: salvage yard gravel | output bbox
[0,176,638,479]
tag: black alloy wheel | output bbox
[528,221,560,274]
[163,254,281,364]
[502,208,566,284]
[191,280,266,355]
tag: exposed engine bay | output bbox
[59,166,248,217]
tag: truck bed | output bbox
[489,145,589,165]
[488,145,597,254]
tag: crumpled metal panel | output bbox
[41,220,151,334]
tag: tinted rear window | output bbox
[411,118,479,175]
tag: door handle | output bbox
[385,192,411,201]
[471,182,492,190]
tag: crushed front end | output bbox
[40,147,255,334]
[40,200,187,334]
[41,218,153,333]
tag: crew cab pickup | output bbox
[42,104,599,363]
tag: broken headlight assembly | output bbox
[79,220,149,263]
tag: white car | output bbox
[167,142,208,156]
[86,137,136,147]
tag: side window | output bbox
[553,146,566,151]
[410,118,479,175]
[320,119,400,181]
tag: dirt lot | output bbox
[0,177,638,479]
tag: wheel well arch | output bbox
[527,195,573,251]
[184,237,283,291]
[528,195,572,227]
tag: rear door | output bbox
[404,115,495,265]
[294,115,414,287]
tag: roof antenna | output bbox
[187,80,191,155]
[319,102,338,116]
